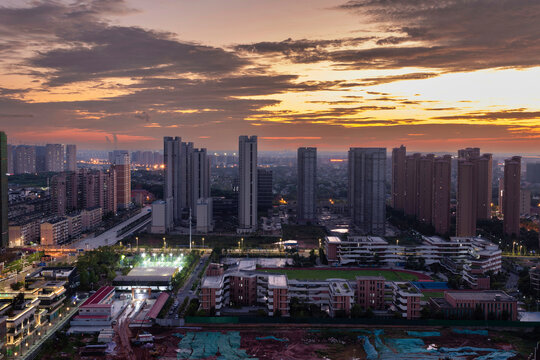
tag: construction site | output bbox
[41,322,537,360]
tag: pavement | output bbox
[66,206,151,250]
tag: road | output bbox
[167,253,210,319]
[66,206,151,250]
[506,271,519,292]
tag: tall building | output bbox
[503,156,521,237]
[50,173,67,216]
[7,144,14,174]
[14,145,36,174]
[498,177,504,215]
[297,147,317,223]
[65,144,77,171]
[456,159,476,237]
[458,147,480,159]
[102,167,117,215]
[35,145,47,172]
[45,144,64,172]
[257,168,273,213]
[458,148,493,220]
[474,154,493,220]
[520,188,531,216]
[525,162,540,183]
[164,137,182,223]
[0,132,8,248]
[181,142,194,211]
[417,154,434,223]
[391,145,406,211]
[238,136,258,232]
[432,155,452,235]
[112,150,131,210]
[404,153,420,216]
[191,148,210,216]
[348,147,386,235]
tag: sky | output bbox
[1,0,540,153]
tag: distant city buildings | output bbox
[503,156,521,237]
[525,162,540,183]
[348,148,386,235]
[391,145,406,211]
[191,148,210,217]
[65,144,77,171]
[297,147,317,224]
[257,168,273,214]
[14,145,36,174]
[112,150,131,210]
[456,148,493,237]
[45,144,64,172]
[392,148,452,235]
[238,135,258,233]
[0,132,8,248]
[163,136,183,223]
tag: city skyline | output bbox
[0,1,539,152]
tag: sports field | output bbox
[259,268,420,281]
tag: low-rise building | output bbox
[430,290,517,321]
[325,235,502,289]
[530,265,540,298]
[70,286,115,333]
[66,212,82,239]
[196,198,213,233]
[390,282,422,319]
[200,261,417,318]
[8,218,40,246]
[40,217,69,246]
[328,280,354,317]
[25,267,80,292]
[81,206,103,231]
[356,276,385,310]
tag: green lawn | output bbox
[259,269,418,281]
[421,291,445,299]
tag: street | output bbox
[166,253,210,319]
[66,206,151,250]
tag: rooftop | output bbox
[446,290,514,302]
[326,236,341,244]
[81,286,114,307]
[268,274,287,288]
[126,266,177,278]
[201,275,224,289]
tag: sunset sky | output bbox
[1,0,540,152]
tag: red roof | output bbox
[74,315,110,320]
[81,286,115,307]
[147,293,170,319]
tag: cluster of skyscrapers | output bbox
[7,143,77,174]
[154,137,210,233]
[392,146,522,238]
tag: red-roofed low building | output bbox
[69,286,115,333]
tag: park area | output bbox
[259,268,427,282]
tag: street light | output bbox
[202,237,205,249]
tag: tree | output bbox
[364,308,374,318]
[473,305,484,320]
[351,304,363,318]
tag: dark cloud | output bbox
[235,37,371,54]
[236,1,540,73]
[432,109,540,121]
[357,72,438,86]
